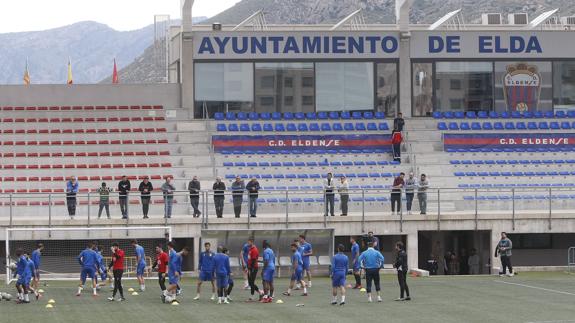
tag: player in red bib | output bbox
[153,244,169,292]
[107,242,125,302]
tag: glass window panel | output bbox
[412,62,433,117]
[376,63,398,117]
[316,62,374,111]
[435,61,493,113]
[553,61,575,112]
[255,62,314,113]
[494,61,552,113]
[194,63,253,118]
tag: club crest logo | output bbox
[503,63,541,112]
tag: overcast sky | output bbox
[0,0,240,33]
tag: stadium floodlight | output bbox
[5,226,172,285]
[526,9,559,30]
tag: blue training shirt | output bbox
[169,249,182,275]
[351,242,360,266]
[331,253,349,275]
[291,251,303,271]
[16,255,27,276]
[78,248,98,269]
[31,250,41,270]
[135,245,146,265]
[300,242,312,262]
[96,252,105,271]
[213,253,230,276]
[242,243,250,263]
[199,251,215,272]
[358,247,385,269]
[26,258,35,277]
[263,248,275,270]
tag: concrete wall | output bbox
[0,84,181,108]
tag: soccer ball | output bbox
[165,295,174,303]
[1,292,13,301]
[8,263,17,271]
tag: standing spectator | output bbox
[117,176,131,219]
[212,177,226,218]
[391,128,402,163]
[231,176,245,218]
[394,241,411,301]
[161,177,176,219]
[495,232,514,277]
[323,172,335,217]
[97,182,112,219]
[338,176,349,216]
[138,177,153,219]
[459,249,469,275]
[188,176,201,218]
[367,231,380,250]
[448,252,459,275]
[393,112,405,132]
[391,172,405,215]
[405,172,416,215]
[66,176,79,218]
[468,248,480,275]
[417,174,429,215]
[245,177,260,218]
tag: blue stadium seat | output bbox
[527,122,537,130]
[367,123,377,131]
[320,123,331,131]
[523,111,533,118]
[454,172,465,177]
[216,124,227,132]
[223,162,233,167]
[538,122,549,129]
[466,111,477,118]
[330,161,342,166]
[329,111,340,119]
[355,123,366,131]
[293,161,305,167]
[369,173,381,178]
[374,111,385,119]
[352,111,363,119]
[225,112,236,120]
[283,112,294,120]
[489,111,499,118]
[505,122,515,130]
[461,160,472,165]
[511,111,522,118]
[240,123,250,131]
[228,124,239,132]
[377,161,389,165]
[438,122,448,130]
[432,111,442,119]
[471,122,481,130]
[494,122,504,130]
[448,122,459,130]
[444,111,454,119]
[569,111,575,118]
[246,162,257,167]
[274,124,285,132]
[340,111,351,119]
[259,112,271,120]
[550,122,560,129]
[454,111,465,119]
[294,112,305,120]
[516,122,526,130]
[477,111,488,119]
[363,111,374,119]
[285,174,296,179]
[297,123,308,132]
[449,160,460,165]
[306,112,317,120]
[258,162,270,167]
[332,123,343,131]
[271,112,282,120]
[342,161,353,166]
[556,111,566,118]
[378,123,389,131]
[544,111,554,118]
[561,122,571,129]
[344,123,354,131]
[214,112,225,120]
[234,162,246,167]
[237,112,247,120]
[318,112,328,120]
[460,122,470,130]
[247,112,259,120]
[286,123,297,131]
[501,111,511,119]
[482,122,493,130]
[263,123,273,131]
[306,161,318,167]
[309,123,320,131]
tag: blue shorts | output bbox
[262,269,275,282]
[332,272,346,287]
[302,259,310,271]
[81,268,96,283]
[199,271,213,282]
[17,275,31,287]
[353,262,360,272]
[137,263,146,276]
[216,274,228,289]
[169,274,180,285]
[291,268,303,282]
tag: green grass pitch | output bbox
[1,272,574,323]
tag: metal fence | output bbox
[569,247,575,273]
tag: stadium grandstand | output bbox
[2,0,575,282]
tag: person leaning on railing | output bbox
[66,176,79,219]
[246,177,261,218]
[188,176,201,218]
[338,176,349,216]
[161,177,176,219]
[212,177,226,218]
[97,182,112,219]
[231,176,245,218]
[417,174,429,215]
[138,177,153,219]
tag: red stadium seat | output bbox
[88,164,100,169]
[153,105,163,110]
[86,129,96,133]
[160,151,170,156]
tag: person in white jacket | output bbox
[338,176,350,216]
[323,173,335,217]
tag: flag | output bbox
[23,59,31,85]
[112,58,119,84]
[67,58,73,84]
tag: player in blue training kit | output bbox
[331,244,349,306]
[95,246,109,289]
[163,242,189,303]
[350,236,362,289]
[213,246,231,304]
[77,242,99,297]
[283,243,307,296]
[222,248,235,300]
[194,242,216,300]
[25,254,40,300]
[31,243,44,293]
[261,240,275,302]
[14,249,31,303]
[240,241,251,289]
[298,235,313,287]
[131,240,147,291]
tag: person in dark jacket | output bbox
[212,177,226,218]
[138,177,153,219]
[393,112,405,132]
[394,241,411,301]
[245,177,260,218]
[391,128,402,163]
[66,176,79,218]
[188,176,201,217]
[118,176,131,219]
[231,176,245,218]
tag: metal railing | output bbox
[1,187,575,231]
[569,247,575,273]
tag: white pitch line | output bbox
[525,320,575,323]
[494,280,575,296]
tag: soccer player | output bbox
[358,241,384,303]
[95,246,109,289]
[222,248,234,300]
[108,242,126,302]
[163,242,189,303]
[350,236,362,289]
[31,243,44,292]
[77,242,98,297]
[394,241,411,301]
[152,244,169,292]
[261,240,275,303]
[194,242,216,300]
[131,240,147,291]
[14,248,31,303]
[331,244,349,306]
[240,240,251,289]
[283,243,307,297]
[246,238,264,301]
[25,253,40,300]
[496,232,514,277]
[298,235,313,287]
[213,246,231,304]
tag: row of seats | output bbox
[438,121,575,130]
[459,183,575,188]
[0,117,165,123]
[219,148,390,155]
[454,171,574,177]
[216,122,390,132]
[0,139,169,146]
[0,151,170,158]
[238,196,395,204]
[463,195,575,201]
[0,163,172,170]
[0,187,168,194]
[0,105,163,111]
[0,199,178,206]
[224,172,402,180]
[433,110,575,119]
[214,111,386,121]
[450,159,575,165]
[223,160,400,167]
[222,184,393,191]
[445,147,575,153]
[1,128,167,134]
[0,175,171,182]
